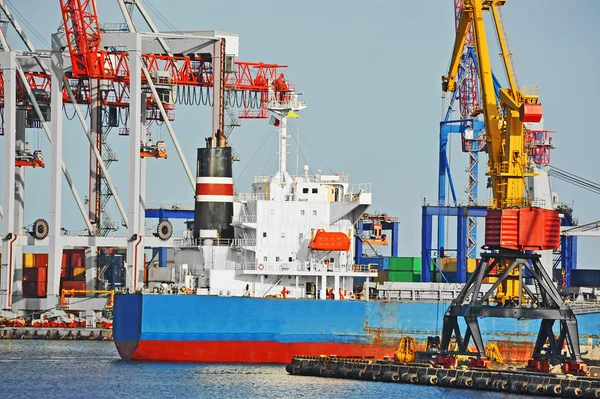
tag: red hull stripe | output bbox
[195,183,234,196]
[121,340,398,364]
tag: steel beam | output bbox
[125,33,144,292]
[212,39,225,140]
[440,251,582,363]
[1,51,17,310]
[62,81,129,228]
[421,210,432,282]
[48,34,65,304]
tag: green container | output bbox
[412,272,422,282]
[388,271,414,282]
[388,257,421,272]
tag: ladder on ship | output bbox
[263,276,283,297]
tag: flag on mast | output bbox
[269,116,280,127]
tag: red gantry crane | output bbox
[0,0,295,234]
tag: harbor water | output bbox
[0,340,533,399]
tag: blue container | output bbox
[112,254,123,267]
[98,254,109,267]
[105,266,124,288]
[571,269,600,287]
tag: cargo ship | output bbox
[114,293,600,363]
[114,90,600,364]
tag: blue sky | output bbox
[1,0,599,267]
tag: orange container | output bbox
[70,251,84,268]
[37,266,48,282]
[62,281,86,292]
[37,281,47,297]
[34,253,49,267]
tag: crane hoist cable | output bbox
[549,166,600,195]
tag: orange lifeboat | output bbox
[309,229,351,251]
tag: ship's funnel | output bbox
[194,147,234,239]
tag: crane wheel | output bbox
[32,218,49,240]
[157,220,173,241]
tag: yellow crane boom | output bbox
[442,0,542,210]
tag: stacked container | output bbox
[61,249,87,292]
[434,258,480,282]
[388,257,422,282]
[22,254,48,298]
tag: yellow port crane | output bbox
[443,0,541,304]
[438,0,584,373]
[443,0,541,211]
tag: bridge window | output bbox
[312,188,318,194]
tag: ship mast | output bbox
[266,84,306,185]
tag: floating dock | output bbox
[1,327,112,341]
[287,356,600,398]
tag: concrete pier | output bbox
[1,327,112,341]
[287,356,600,398]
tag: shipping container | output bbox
[388,257,421,272]
[23,253,35,268]
[62,280,87,292]
[22,281,47,298]
[388,271,415,283]
[69,250,85,268]
[22,266,48,282]
[105,266,124,288]
[570,270,600,288]
[72,267,86,281]
[23,268,37,282]
[34,253,49,267]
[436,258,478,274]
[112,254,124,267]
[375,270,388,284]
[37,266,48,282]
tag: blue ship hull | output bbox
[113,294,600,363]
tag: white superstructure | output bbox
[171,91,377,300]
